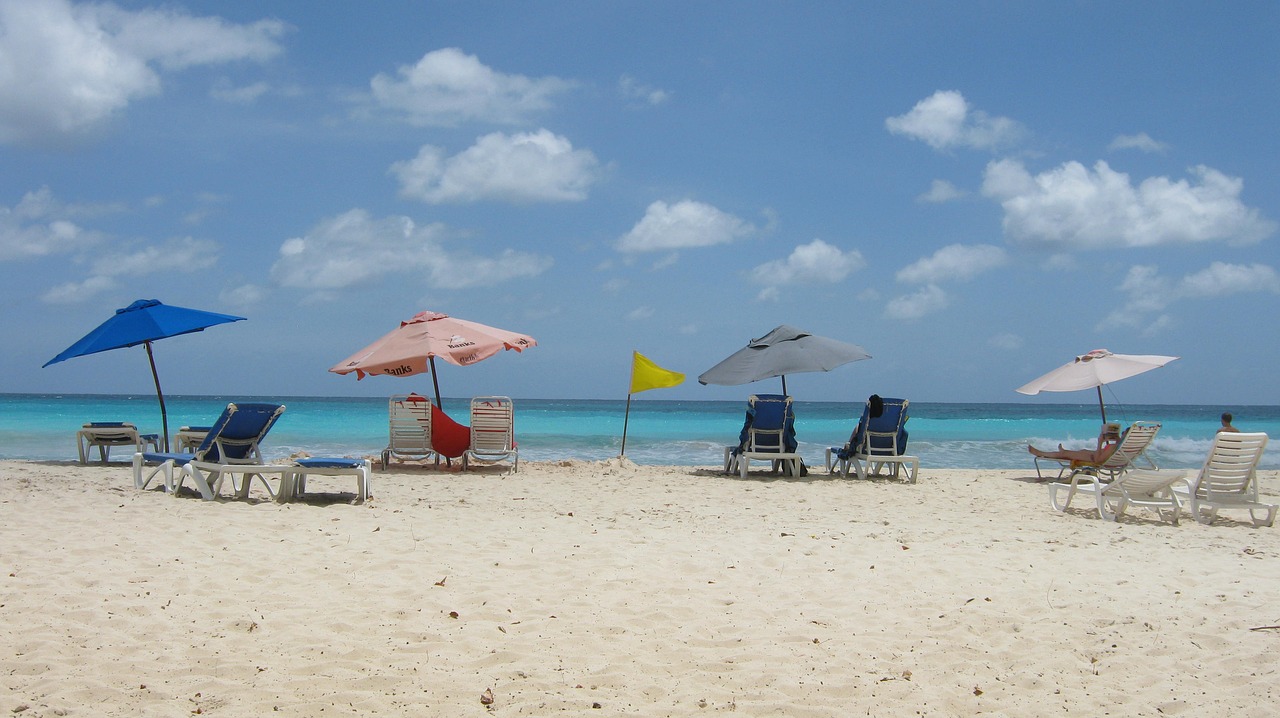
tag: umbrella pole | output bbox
[144,341,170,452]
[1097,385,1107,425]
[781,375,788,396]
[428,355,452,467]
[429,356,443,409]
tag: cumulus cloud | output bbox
[41,275,117,304]
[0,187,105,260]
[616,200,754,253]
[270,209,553,294]
[896,244,1007,285]
[885,90,1023,151]
[392,130,600,204]
[369,48,573,127]
[982,159,1276,249]
[94,236,218,277]
[885,284,948,320]
[40,236,218,303]
[1109,132,1168,154]
[749,239,865,301]
[220,283,268,307]
[0,0,286,145]
[918,179,966,203]
[1102,261,1280,335]
[618,75,670,106]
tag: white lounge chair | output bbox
[1171,432,1274,527]
[173,425,211,453]
[133,402,286,500]
[382,394,438,470]
[77,422,159,464]
[462,396,518,472]
[1036,421,1161,481]
[1049,466,1184,524]
[281,458,372,504]
[1046,423,1164,513]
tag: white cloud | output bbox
[392,130,600,204]
[896,244,1007,285]
[885,90,1023,151]
[749,239,864,301]
[210,79,271,104]
[0,187,103,260]
[41,274,116,304]
[91,236,219,277]
[0,0,285,145]
[982,159,1276,249]
[618,75,670,106]
[1102,262,1280,334]
[617,200,754,253]
[627,306,654,320]
[270,208,553,294]
[220,283,267,307]
[38,235,221,304]
[885,284,948,320]
[369,48,573,127]
[1109,132,1168,154]
[1180,261,1280,297]
[918,179,966,203]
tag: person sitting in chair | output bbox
[1028,422,1123,465]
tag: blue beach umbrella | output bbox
[43,299,246,451]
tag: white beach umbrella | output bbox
[1016,348,1179,423]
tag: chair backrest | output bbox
[1102,421,1161,470]
[860,398,909,457]
[388,394,434,457]
[83,422,140,439]
[1195,431,1268,499]
[469,396,515,453]
[742,394,794,453]
[194,402,285,463]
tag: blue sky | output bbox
[4,0,1278,405]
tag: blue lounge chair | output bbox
[826,396,917,482]
[281,457,372,504]
[724,394,802,478]
[132,402,286,500]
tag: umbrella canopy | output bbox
[698,324,871,395]
[43,299,247,451]
[329,311,536,407]
[1016,348,1179,423]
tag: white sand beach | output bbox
[3,459,1279,716]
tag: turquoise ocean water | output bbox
[3,393,1278,470]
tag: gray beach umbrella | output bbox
[698,325,872,395]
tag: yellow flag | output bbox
[630,351,685,394]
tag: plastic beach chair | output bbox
[77,422,159,464]
[132,402,286,500]
[462,396,518,472]
[826,397,917,482]
[725,394,802,478]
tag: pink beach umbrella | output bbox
[329,311,536,407]
[1016,348,1178,424]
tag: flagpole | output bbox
[620,393,633,457]
[621,350,639,457]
